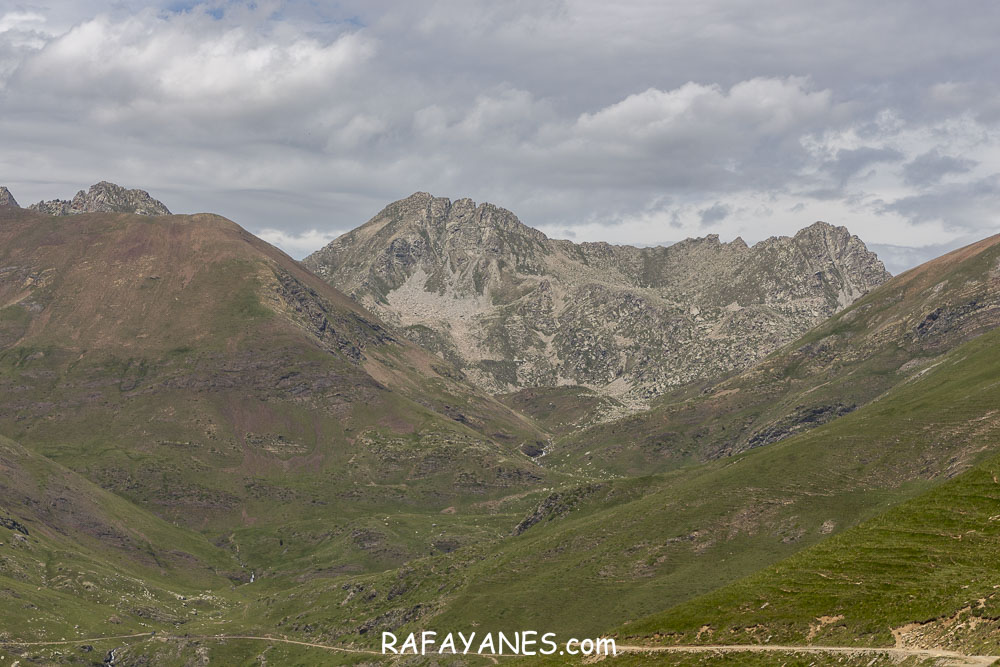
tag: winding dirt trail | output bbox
[2,633,997,664]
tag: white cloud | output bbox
[0,11,47,34]
[256,228,345,259]
[575,78,832,141]
[15,12,373,128]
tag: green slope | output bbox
[0,435,240,641]
[624,425,1000,657]
[0,206,557,538]
[0,206,574,657]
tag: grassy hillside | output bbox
[498,384,625,437]
[29,293,994,665]
[0,206,573,656]
[0,207,556,517]
[0,435,240,641]
[624,423,1000,657]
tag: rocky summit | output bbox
[0,185,19,208]
[304,192,890,402]
[28,180,171,216]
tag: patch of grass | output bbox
[623,449,1000,655]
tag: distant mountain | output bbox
[304,193,890,404]
[27,180,171,216]
[0,186,18,208]
[554,232,1000,476]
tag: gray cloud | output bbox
[880,175,1000,230]
[699,202,731,225]
[903,149,977,186]
[822,146,905,186]
[1,0,999,271]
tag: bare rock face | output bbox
[0,186,19,208]
[304,193,890,402]
[28,181,170,216]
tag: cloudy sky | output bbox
[2,1,999,272]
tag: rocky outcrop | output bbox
[512,483,605,535]
[745,403,857,449]
[29,181,170,216]
[0,186,19,208]
[273,268,396,363]
[0,515,30,535]
[305,193,891,401]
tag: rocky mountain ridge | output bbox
[24,180,171,216]
[304,192,890,402]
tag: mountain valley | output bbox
[1,184,999,666]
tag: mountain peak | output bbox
[0,186,19,208]
[346,192,547,253]
[28,181,171,216]
[306,194,891,399]
[795,220,849,238]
